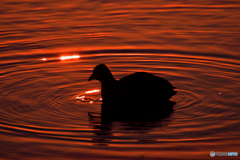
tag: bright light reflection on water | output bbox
[0,0,240,159]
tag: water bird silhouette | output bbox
[88,64,177,121]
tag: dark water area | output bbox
[0,0,240,159]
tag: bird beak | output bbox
[88,73,95,81]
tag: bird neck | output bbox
[100,70,116,84]
[101,75,116,84]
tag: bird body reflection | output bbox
[88,64,177,122]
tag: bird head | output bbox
[88,64,114,83]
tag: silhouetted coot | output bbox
[88,64,176,121]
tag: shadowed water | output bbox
[0,0,240,159]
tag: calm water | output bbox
[0,0,240,159]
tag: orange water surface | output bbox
[0,0,240,160]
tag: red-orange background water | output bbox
[0,0,240,159]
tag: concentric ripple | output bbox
[0,48,240,159]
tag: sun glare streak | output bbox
[85,89,100,94]
[41,55,80,62]
[60,55,80,60]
